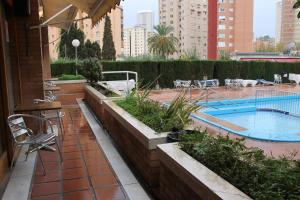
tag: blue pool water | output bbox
[193,96,300,142]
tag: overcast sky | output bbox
[121,0,278,38]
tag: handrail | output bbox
[102,71,139,95]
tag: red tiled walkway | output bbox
[30,105,128,200]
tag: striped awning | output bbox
[41,0,121,29]
[41,0,78,30]
[65,0,121,25]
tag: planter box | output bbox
[54,80,86,105]
[158,143,252,200]
[84,85,169,192]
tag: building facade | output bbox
[159,0,208,59]
[137,10,154,32]
[276,1,282,44]
[254,36,276,52]
[217,0,254,55]
[280,0,300,46]
[123,26,149,57]
[48,6,123,60]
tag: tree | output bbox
[275,43,284,52]
[102,16,116,60]
[148,24,178,59]
[82,39,101,59]
[81,58,103,86]
[293,0,300,18]
[58,24,85,59]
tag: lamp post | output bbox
[72,39,80,75]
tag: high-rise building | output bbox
[280,0,300,46]
[217,0,254,55]
[276,1,282,44]
[48,6,123,60]
[159,0,208,59]
[137,10,154,32]
[123,26,149,57]
[254,36,275,52]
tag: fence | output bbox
[255,90,300,117]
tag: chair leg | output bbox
[58,116,65,141]
[25,144,31,161]
[37,150,46,176]
[55,137,63,163]
[10,147,17,169]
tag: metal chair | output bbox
[7,114,63,175]
[33,97,65,141]
[274,74,282,84]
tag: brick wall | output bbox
[8,0,44,105]
[159,162,203,200]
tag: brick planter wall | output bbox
[158,143,252,200]
[84,86,168,195]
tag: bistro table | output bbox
[15,101,63,151]
[43,86,61,92]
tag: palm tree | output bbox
[148,25,178,59]
[293,0,300,18]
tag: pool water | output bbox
[194,96,300,142]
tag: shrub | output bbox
[52,60,300,87]
[80,58,103,86]
[180,131,300,200]
[58,74,85,80]
[51,58,83,77]
[116,91,199,133]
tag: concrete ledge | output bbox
[2,147,37,200]
[158,143,252,200]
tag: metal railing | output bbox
[101,71,138,95]
[255,90,300,117]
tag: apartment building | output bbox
[276,1,283,44]
[217,0,254,54]
[159,0,208,59]
[123,26,150,57]
[280,0,300,46]
[137,10,154,32]
[48,6,123,60]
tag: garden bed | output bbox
[158,143,251,200]
[84,85,169,192]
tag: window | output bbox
[219,16,226,21]
[218,34,225,38]
[219,8,225,12]
[218,42,226,47]
[218,25,225,30]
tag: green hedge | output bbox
[51,60,83,77]
[52,60,300,87]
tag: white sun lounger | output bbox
[289,74,300,84]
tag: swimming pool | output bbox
[193,94,300,142]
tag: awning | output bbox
[65,0,121,25]
[41,0,78,30]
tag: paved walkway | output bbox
[30,105,128,200]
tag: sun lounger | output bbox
[289,73,300,84]
[195,79,219,89]
[241,80,258,87]
[174,80,191,88]
[257,79,274,86]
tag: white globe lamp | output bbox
[72,39,80,75]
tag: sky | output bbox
[121,0,278,38]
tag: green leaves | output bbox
[102,16,116,60]
[180,131,300,200]
[116,90,198,133]
[81,58,103,86]
[294,0,300,19]
[148,25,179,59]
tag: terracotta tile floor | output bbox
[150,84,300,160]
[30,105,128,200]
